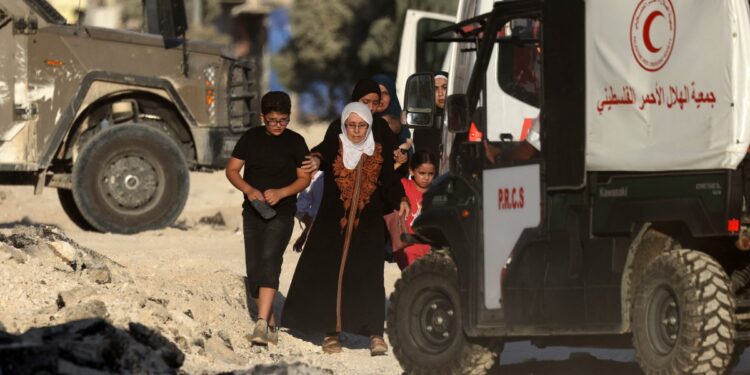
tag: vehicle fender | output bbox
[41,71,198,168]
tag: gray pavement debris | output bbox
[0,242,28,264]
[47,240,78,265]
[61,300,108,323]
[218,330,233,349]
[204,336,244,365]
[0,318,183,374]
[85,267,112,284]
[170,219,191,231]
[128,322,185,368]
[199,212,227,227]
[6,232,39,249]
[57,287,97,309]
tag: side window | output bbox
[497,19,541,108]
[416,18,453,73]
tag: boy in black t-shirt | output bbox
[226,91,311,346]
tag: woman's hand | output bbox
[393,149,408,169]
[398,199,410,219]
[263,189,286,206]
[301,155,320,174]
[393,142,411,169]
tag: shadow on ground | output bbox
[492,353,641,375]
[491,352,750,375]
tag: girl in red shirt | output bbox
[394,151,438,270]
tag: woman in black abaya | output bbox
[281,102,408,355]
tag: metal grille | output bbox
[227,60,257,133]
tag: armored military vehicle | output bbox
[0,0,257,233]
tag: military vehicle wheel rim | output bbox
[103,154,159,209]
[646,285,679,355]
[411,288,457,354]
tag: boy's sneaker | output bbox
[249,318,269,345]
[268,326,278,345]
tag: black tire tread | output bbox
[56,188,94,231]
[633,249,736,375]
[72,124,189,234]
[387,253,497,375]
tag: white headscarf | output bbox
[339,102,375,169]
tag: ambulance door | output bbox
[480,18,544,315]
[396,10,456,103]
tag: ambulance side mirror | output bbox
[403,73,435,128]
[445,94,469,132]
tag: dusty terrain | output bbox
[0,124,403,374]
[1,123,750,374]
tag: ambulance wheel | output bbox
[387,253,498,375]
[72,124,189,234]
[632,249,736,375]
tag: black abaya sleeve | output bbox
[312,118,341,174]
[375,127,406,213]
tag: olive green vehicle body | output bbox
[0,0,253,174]
[0,0,255,232]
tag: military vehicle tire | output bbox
[632,249,735,375]
[72,124,189,234]
[57,188,94,230]
[387,253,497,375]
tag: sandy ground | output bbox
[1,122,750,374]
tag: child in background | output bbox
[293,170,323,252]
[394,151,438,270]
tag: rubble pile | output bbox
[0,225,347,374]
[0,318,183,374]
[0,225,255,372]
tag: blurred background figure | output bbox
[293,170,323,252]
[413,71,448,158]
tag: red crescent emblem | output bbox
[630,0,675,72]
[643,11,664,53]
